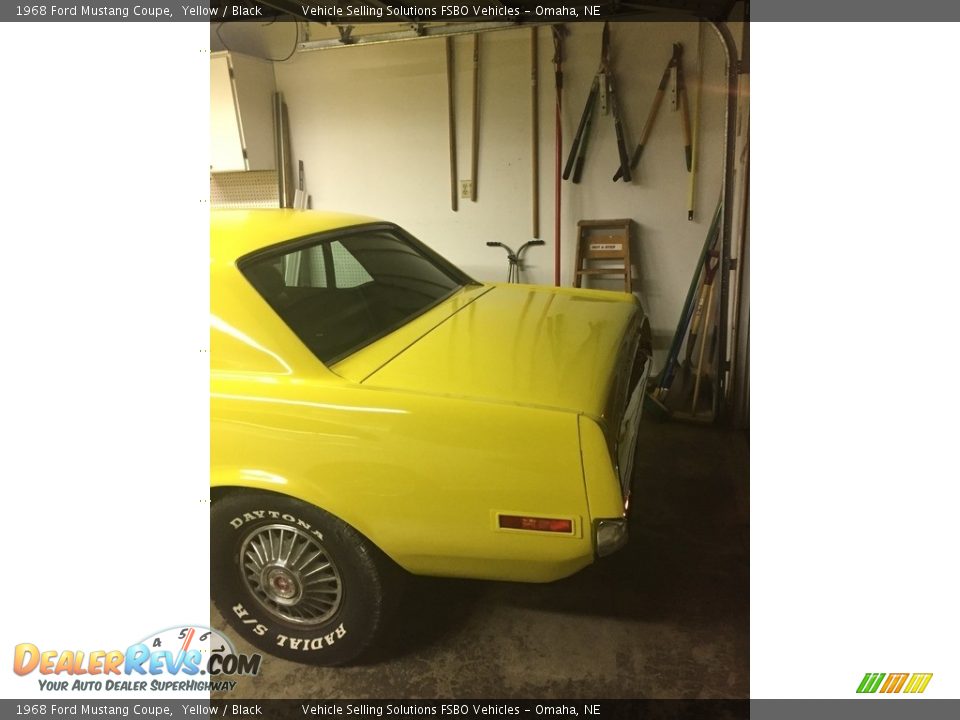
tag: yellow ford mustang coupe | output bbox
[211,209,651,665]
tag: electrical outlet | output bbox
[460,180,473,199]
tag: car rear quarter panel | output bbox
[211,378,594,582]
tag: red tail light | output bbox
[498,515,573,533]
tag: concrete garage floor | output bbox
[211,416,749,699]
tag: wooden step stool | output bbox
[573,219,634,292]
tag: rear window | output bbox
[240,226,467,364]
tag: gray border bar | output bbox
[3,699,960,718]
[0,700,747,719]
[753,699,960,720]
[753,0,960,21]
[2,1,960,22]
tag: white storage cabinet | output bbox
[210,51,277,172]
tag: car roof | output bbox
[210,208,379,262]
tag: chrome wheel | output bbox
[239,524,343,625]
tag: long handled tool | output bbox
[691,258,720,415]
[445,37,458,212]
[652,201,722,402]
[614,43,691,181]
[563,74,599,183]
[552,25,565,286]
[531,28,539,238]
[687,23,703,220]
[563,23,631,184]
[660,248,718,416]
[608,65,632,183]
[683,250,720,369]
[677,47,692,172]
[471,33,480,202]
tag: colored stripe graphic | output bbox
[903,673,933,694]
[857,673,885,693]
[857,672,933,694]
[880,673,909,693]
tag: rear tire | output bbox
[210,491,393,666]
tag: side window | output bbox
[330,241,373,288]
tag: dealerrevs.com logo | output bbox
[13,625,261,693]
[857,672,933,694]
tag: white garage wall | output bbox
[270,21,736,368]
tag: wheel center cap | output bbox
[262,565,300,603]
[240,523,342,625]
[273,575,292,593]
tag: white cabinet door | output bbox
[210,54,246,172]
[210,52,277,172]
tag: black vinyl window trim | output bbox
[237,223,474,285]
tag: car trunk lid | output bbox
[348,283,641,418]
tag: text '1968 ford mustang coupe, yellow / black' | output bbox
[210,209,651,665]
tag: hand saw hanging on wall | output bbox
[562,23,632,184]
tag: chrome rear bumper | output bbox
[594,518,629,557]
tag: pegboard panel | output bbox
[210,171,279,208]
